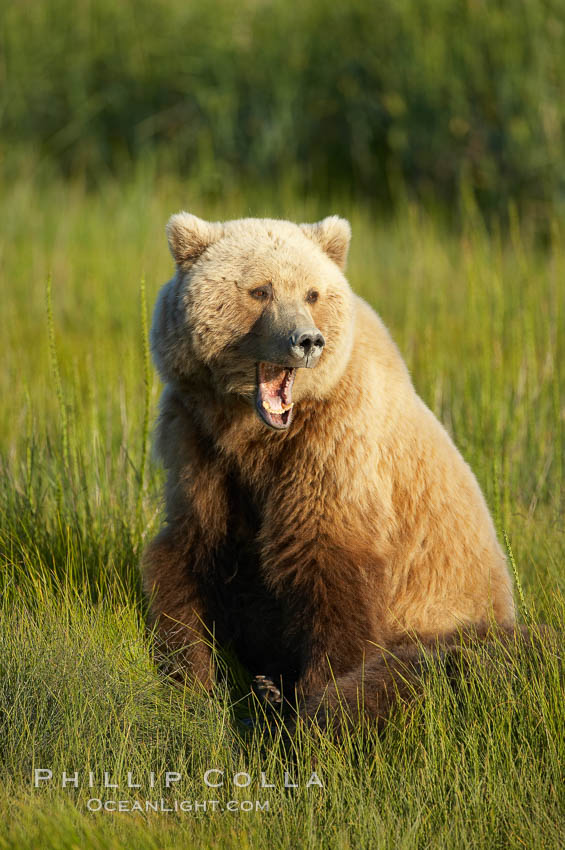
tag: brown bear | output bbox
[142,212,517,727]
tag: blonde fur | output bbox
[142,213,515,707]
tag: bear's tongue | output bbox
[256,363,296,430]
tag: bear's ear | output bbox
[166,212,223,266]
[300,216,352,270]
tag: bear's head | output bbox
[151,214,355,431]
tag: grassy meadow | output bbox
[0,169,563,849]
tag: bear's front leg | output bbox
[142,525,216,689]
[294,586,376,697]
[260,523,386,697]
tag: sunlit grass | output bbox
[0,170,563,848]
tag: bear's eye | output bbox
[306,290,319,304]
[250,284,272,301]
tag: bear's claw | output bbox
[253,674,283,707]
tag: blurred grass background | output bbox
[0,1,564,848]
[2,0,565,216]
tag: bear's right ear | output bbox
[300,216,352,271]
[166,212,223,266]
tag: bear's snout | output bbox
[288,327,325,368]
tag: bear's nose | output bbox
[289,328,325,363]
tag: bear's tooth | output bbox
[263,399,290,414]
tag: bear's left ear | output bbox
[300,216,352,270]
[166,212,223,266]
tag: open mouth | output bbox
[256,363,296,430]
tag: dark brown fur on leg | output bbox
[142,527,216,689]
[299,645,425,734]
[298,625,561,734]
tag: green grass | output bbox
[0,170,563,848]
[3,0,565,214]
